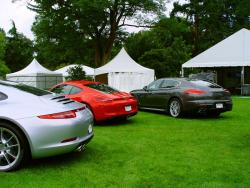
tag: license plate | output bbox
[216,103,223,109]
[125,105,132,112]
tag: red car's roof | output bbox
[64,80,101,87]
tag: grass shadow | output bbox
[95,117,136,127]
[139,109,167,116]
[23,146,99,170]
[139,109,233,120]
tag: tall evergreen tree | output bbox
[4,21,34,72]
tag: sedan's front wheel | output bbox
[0,123,27,172]
[169,98,182,118]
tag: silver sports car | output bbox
[0,81,94,172]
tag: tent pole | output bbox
[241,66,245,95]
[181,68,184,77]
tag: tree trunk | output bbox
[94,26,117,67]
[102,35,116,66]
[94,37,104,68]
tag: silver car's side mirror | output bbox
[143,86,148,91]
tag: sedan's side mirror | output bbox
[143,86,148,91]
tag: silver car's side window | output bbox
[0,92,8,101]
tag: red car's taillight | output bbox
[38,107,85,119]
[184,88,206,95]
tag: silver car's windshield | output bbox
[0,81,51,96]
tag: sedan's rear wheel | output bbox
[169,98,182,118]
[0,123,27,172]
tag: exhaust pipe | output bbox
[76,144,86,152]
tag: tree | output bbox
[0,29,5,61]
[0,29,10,78]
[66,65,86,81]
[4,21,34,72]
[139,38,191,78]
[126,17,192,59]
[29,0,166,68]
[171,0,250,55]
[125,17,192,77]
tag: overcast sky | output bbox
[0,0,36,39]
[0,0,180,40]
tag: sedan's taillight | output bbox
[224,89,231,94]
[184,88,206,95]
[38,107,85,119]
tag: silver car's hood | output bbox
[0,87,83,120]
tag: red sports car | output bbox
[50,80,138,122]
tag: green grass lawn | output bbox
[1,98,250,188]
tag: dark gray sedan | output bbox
[131,78,232,117]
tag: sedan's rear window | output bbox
[85,84,118,93]
[190,80,221,88]
[0,81,51,96]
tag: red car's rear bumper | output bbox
[93,99,138,121]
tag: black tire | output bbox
[168,98,183,118]
[0,122,28,172]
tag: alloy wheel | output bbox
[169,99,181,117]
[0,127,21,171]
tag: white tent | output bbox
[55,64,94,80]
[182,28,250,69]
[95,48,155,92]
[182,28,250,95]
[6,59,63,89]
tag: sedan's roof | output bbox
[157,77,188,81]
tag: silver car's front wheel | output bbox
[0,123,26,172]
[169,99,182,118]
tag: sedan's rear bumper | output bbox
[183,99,233,114]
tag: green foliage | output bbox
[0,30,10,78]
[30,0,166,67]
[139,38,191,78]
[171,0,250,55]
[126,17,192,78]
[0,30,6,60]
[66,65,86,81]
[0,61,10,78]
[4,22,34,72]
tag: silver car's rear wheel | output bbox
[0,123,26,172]
[169,98,182,118]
